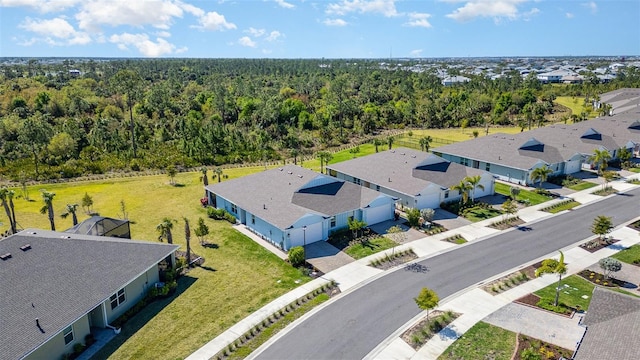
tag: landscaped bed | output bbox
[482,263,538,295]
[579,237,619,253]
[592,186,617,196]
[541,199,581,213]
[488,217,525,230]
[577,270,627,288]
[402,311,459,350]
[369,249,417,270]
[441,234,467,244]
[627,220,640,232]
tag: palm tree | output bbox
[589,148,611,175]
[316,151,333,174]
[60,204,79,226]
[183,217,191,266]
[535,251,567,307]
[373,138,383,153]
[214,167,223,183]
[0,188,17,234]
[156,217,175,244]
[465,175,484,202]
[530,165,552,189]
[40,190,56,231]
[450,180,473,204]
[200,167,208,198]
[419,136,433,152]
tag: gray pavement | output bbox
[483,303,585,350]
[252,187,640,360]
[186,172,640,360]
[304,241,354,273]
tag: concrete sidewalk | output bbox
[371,224,640,360]
[187,175,640,360]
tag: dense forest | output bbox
[1,58,639,182]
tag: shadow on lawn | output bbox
[91,275,198,360]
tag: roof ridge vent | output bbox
[0,253,11,260]
[287,171,292,174]
[298,174,303,178]
[20,244,31,251]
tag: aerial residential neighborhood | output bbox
[1,1,640,359]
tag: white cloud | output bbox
[445,0,526,22]
[0,0,82,13]
[582,1,597,14]
[246,27,266,37]
[176,0,204,17]
[156,31,172,38]
[274,0,294,9]
[404,12,432,28]
[109,32,183,57]
[238,36,257,47]
[76,0,184,31]
[19,17,91,45]
[522,7,539,20]
[410,49,423,57]
[195,11,237,31]
[323,18,348,26]
[266,30,283,41]
[566,12,574,19]
[326,0,398,17]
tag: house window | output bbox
[251,215,255,224]
[444,190,449,199]
[354,178,361,185]
[376,185,380,191]
[231,204,237,214]
[472,160,479,169]
[485,163,491,171]
[63,325,74,345]
[330,216,336,227]
[110,288,126,310]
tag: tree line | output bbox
[1,58,638,181]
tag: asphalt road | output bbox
[254,187,640,360]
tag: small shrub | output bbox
[288,246,305,267]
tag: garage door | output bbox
[289,223,323,248]
[365,205,392,225]
[565,160,581,174]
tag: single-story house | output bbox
[574,287,640,360]
[0,229,178,360]
[326,148,495,210]
[442,75,470,86]
[205,165,396,251]
[435,94,640,185]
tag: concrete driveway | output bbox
[484,303,585,350]
[304,241,354,273]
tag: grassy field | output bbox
[393,127,522,150]
[2,172,311,360]
[439,321,515,360]
[494,182,552,206]
[555,96,597,119]
[612,244,640,265]
[534,275,594,311]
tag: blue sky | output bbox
[0,0,638,58]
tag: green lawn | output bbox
[395,127,522,149]
[2,173,311,360]
[555,96,597,119]
[494,182,552,206]
[463,206,502,222]
[567,181,598,191]
[439,321,516,360]
[344,236,399,259]
[629,168,640,173]
[612,244,640,265]
[534,275,595,311]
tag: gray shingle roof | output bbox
[327,148,488,195]
[205,165,385,229]
[0,229,178,360]
[574,287,640,360]
[436,111,640,170]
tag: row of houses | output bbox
[435,89,640,185]
[205,149,495,251]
